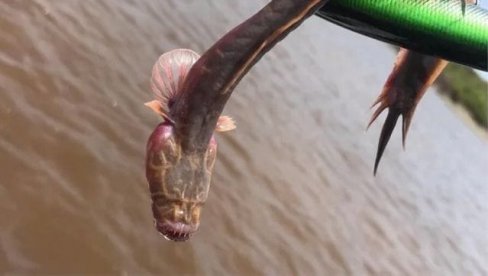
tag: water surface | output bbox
[0,0,487,274]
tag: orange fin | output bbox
[215,116,236,132]
[144,100,174,123]
[144,100,164,115]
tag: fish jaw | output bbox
[155,220,198,242]
[146,122,218,241]
[152,200,202,242]
[368,49,448,175]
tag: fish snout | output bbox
[155,220,197,242]
[152,201,202,242]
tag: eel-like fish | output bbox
[145,49,235,242]
[145,0,329,241]
[145,0,485,240]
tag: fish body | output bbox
[145,50,234,241]
[144,0,329,241]
[317,0,488,70]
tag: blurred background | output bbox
[0,0,487,274]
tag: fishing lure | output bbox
[317,0,488,70]
[363,0,480,173]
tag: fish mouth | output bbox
[155,220,196,242]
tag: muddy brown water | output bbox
[0,0,487,274]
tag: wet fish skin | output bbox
[171,0,329,153]
[145,0,330,241]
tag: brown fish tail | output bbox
[373,108,401,175]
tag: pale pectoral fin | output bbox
[215,116,236,132]
[144,100,173,122]
[144,100,165,115]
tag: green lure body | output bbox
[317,0,488,70]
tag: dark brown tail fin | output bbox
[373,109,401,175]
[368,49,448,175]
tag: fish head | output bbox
[146,123,217,241]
